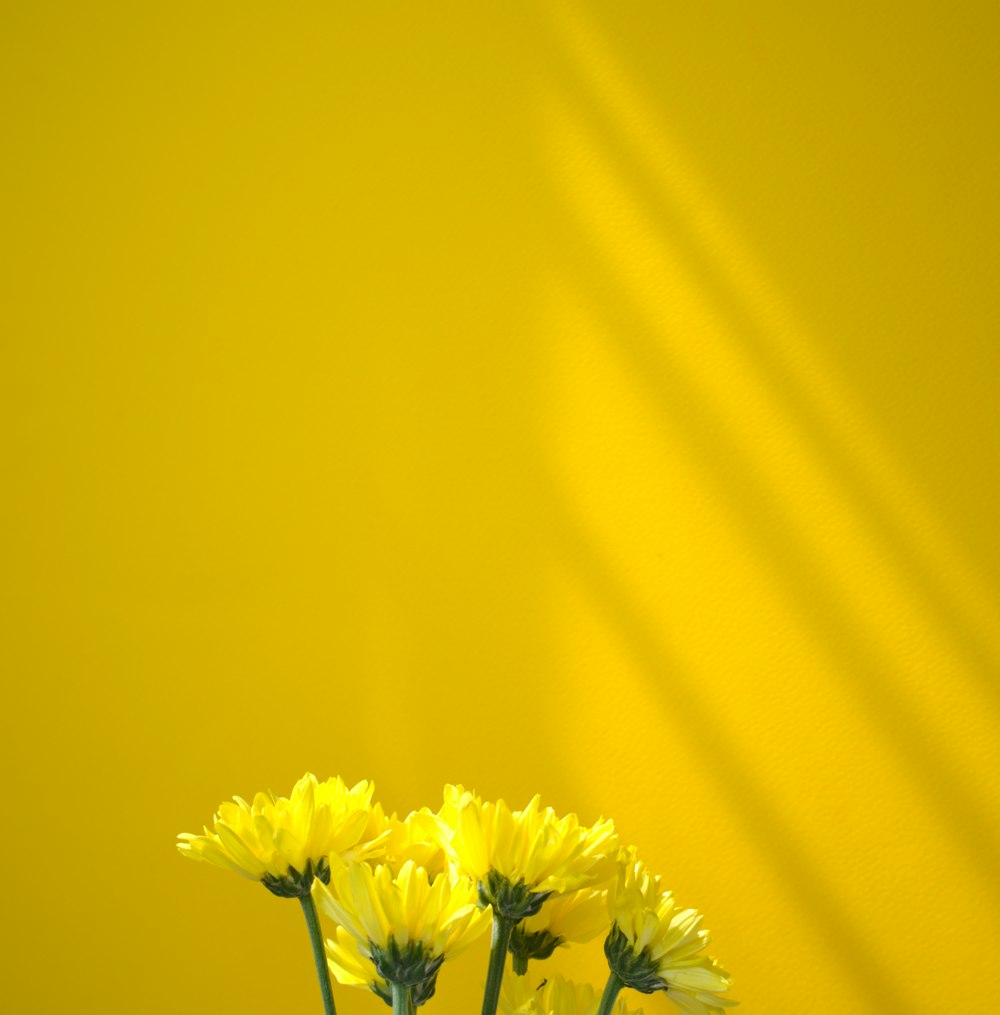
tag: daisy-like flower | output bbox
[177,773,378,897]
[315,858,489,1011]
[178,774,381,1015]
[439,787,616,1015]
[364,802,452,879]
[508,887,610,974]
[501,974,644,1015]
[603,850,736,1015]
[444,787,617,920]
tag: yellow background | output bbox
[2,2,998,1012]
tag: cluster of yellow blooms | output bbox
[178,774,735,1015]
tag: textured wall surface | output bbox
[2,2,998,1012]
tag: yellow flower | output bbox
[364,802,451,879]
[606,850,736,1014]
[501,974,643,1015]
[315,858,489,1000]
[509,888,610,973]
[177,773,378,897]
[443,786,617,920]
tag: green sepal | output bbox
[370,936,445,993]
[603,924,667,994]
[478,870,552,921]
[509,926,563,974]
[261,855,331,898]
[372,973,439,1009]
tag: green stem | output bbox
[299,893,338,1015]
[596,972,625,1015]
[391,982,413,1015]
[481,915,515,1015]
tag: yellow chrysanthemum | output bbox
[501,974,643,1015]
[177,773,378,896]
[364,802,451,879]
[315,858,489,1002]
[443,786,617,920]
[509,888,610,973]
[605,850,735,1014]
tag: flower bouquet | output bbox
[178,774,735,1015]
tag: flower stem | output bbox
[299,893,338,1015]
[481,914,515,1015]
[596,972,625,1015]
[391,982,413,1015]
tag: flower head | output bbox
[364,802,451,879]
[442,787,617,921]
[177,773,378,897]
[508,888,610,973]
[316,858,489,1003]
[605,850,735,1014]
[501,974,643,1015]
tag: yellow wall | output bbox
[2,2,998,1012]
